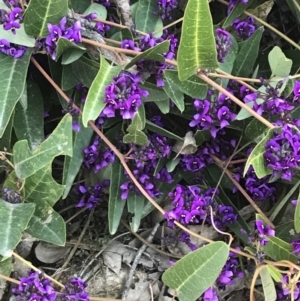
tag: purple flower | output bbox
[156,0,178,19]
[215,28,231,63]
[61,277,90,301]
[202,287,218,301]
[103,71,148,119]
[12,271,57,301]
[76,180,110,209]
[0,38,27,58]
[232,16,256,40]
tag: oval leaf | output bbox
[83,2,107,20]
[294,188,300,233]
[268,46,293,77]
[259,266,277,301]
[24,0,68,37]
[127,193,145,232]
[162,241,229,301]
[177,0,218,81]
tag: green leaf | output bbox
[83,56,122,126]
[72,56,99,88]
[135,0,162,33]
[56,38,86,61]
[19,83,28,110]
[61,47,86,65]
[62,64,79,90]
[166,158,181,173]
[108,159,127,235]
[0,257,13,287]
[232,28,263,77]
[269,179,300,222]
[155,98,170,114]
[222,0,255,28]
[127,192,145,232]
[245,118,268,141]
[259,266,277,301]
[110,28,134,42]
[24,0,68,37]
[0,50,31,138]
[0,111,14,153]
[0,26,36,47]
[125,41,170,69]
[266,265,283,283]
[275,221,295,242]
[62,99,93,198]
[127,104,146,132]
[123,130,149,146]
[294,188,300,233]
[263,236,298,263]
[14,81,44,151]
[83,2,107,20]
[162,242,229,301]
[243,128,276,178]
[13,114,73,179]
[0,199,35,256]
[141,82,169,102]
[163,74,185,113]
[268,46,293,77]
[70,0,90,12]
[163,70,208,99]
[236,98,265,120]
[286,0,300,23]
[146,120,183,141]
[194,130,211,146]
[177,0,218,81]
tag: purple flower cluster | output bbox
[121,30,178,87]
[61,277,90,301]
[293,81,300,103]
[0,38,27,58]
[233,159,276,202]
[103,71,149,119]
[276,275,300,301]
[156,0,178,20]
[12,271,57,301]
[215,28,231,63]
[2,187,21,203]
[76,180,110,209]
[243,78,294,116]
[83,137,115,173]
[255,219,275,246]
[264,124,300,181]
[0,4,22,34]
[84,13,110,35]
[200,287,218,301]
[216,249,244,290]
[232,16,256,40]
[165,185,237,230]
[46,17,82,60]
[121,133,173,199]
[189,90,236,137]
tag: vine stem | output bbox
[197,71,275,129]
[211,154,275,228]
[250,265,266,301]
[216,0,300,51]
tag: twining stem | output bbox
[250,265,267,301]
[211,154,275,228]
[197,71,275,129]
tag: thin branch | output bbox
[211,154,275,228]
[197,71,275,129]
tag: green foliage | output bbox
[294,189,300,233]
[13,81,44,151]
[108,159,127,235]
[13,114,73,179]
[127,193,145,232]
[244,128,276,178]
[259,266,277,301]
[162,242,229,301]
[0,26,35,47]
[83,2,107,20]
[0,199,35,256]
[83,56,122,126]
[268,46,293,77]
[177,0,218,80]
[125,41,170,69]
[56,38,86,63]
[0,50,32,138]
[232,27,263,77]
[24,0,68,37]
[135,0,162,33]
